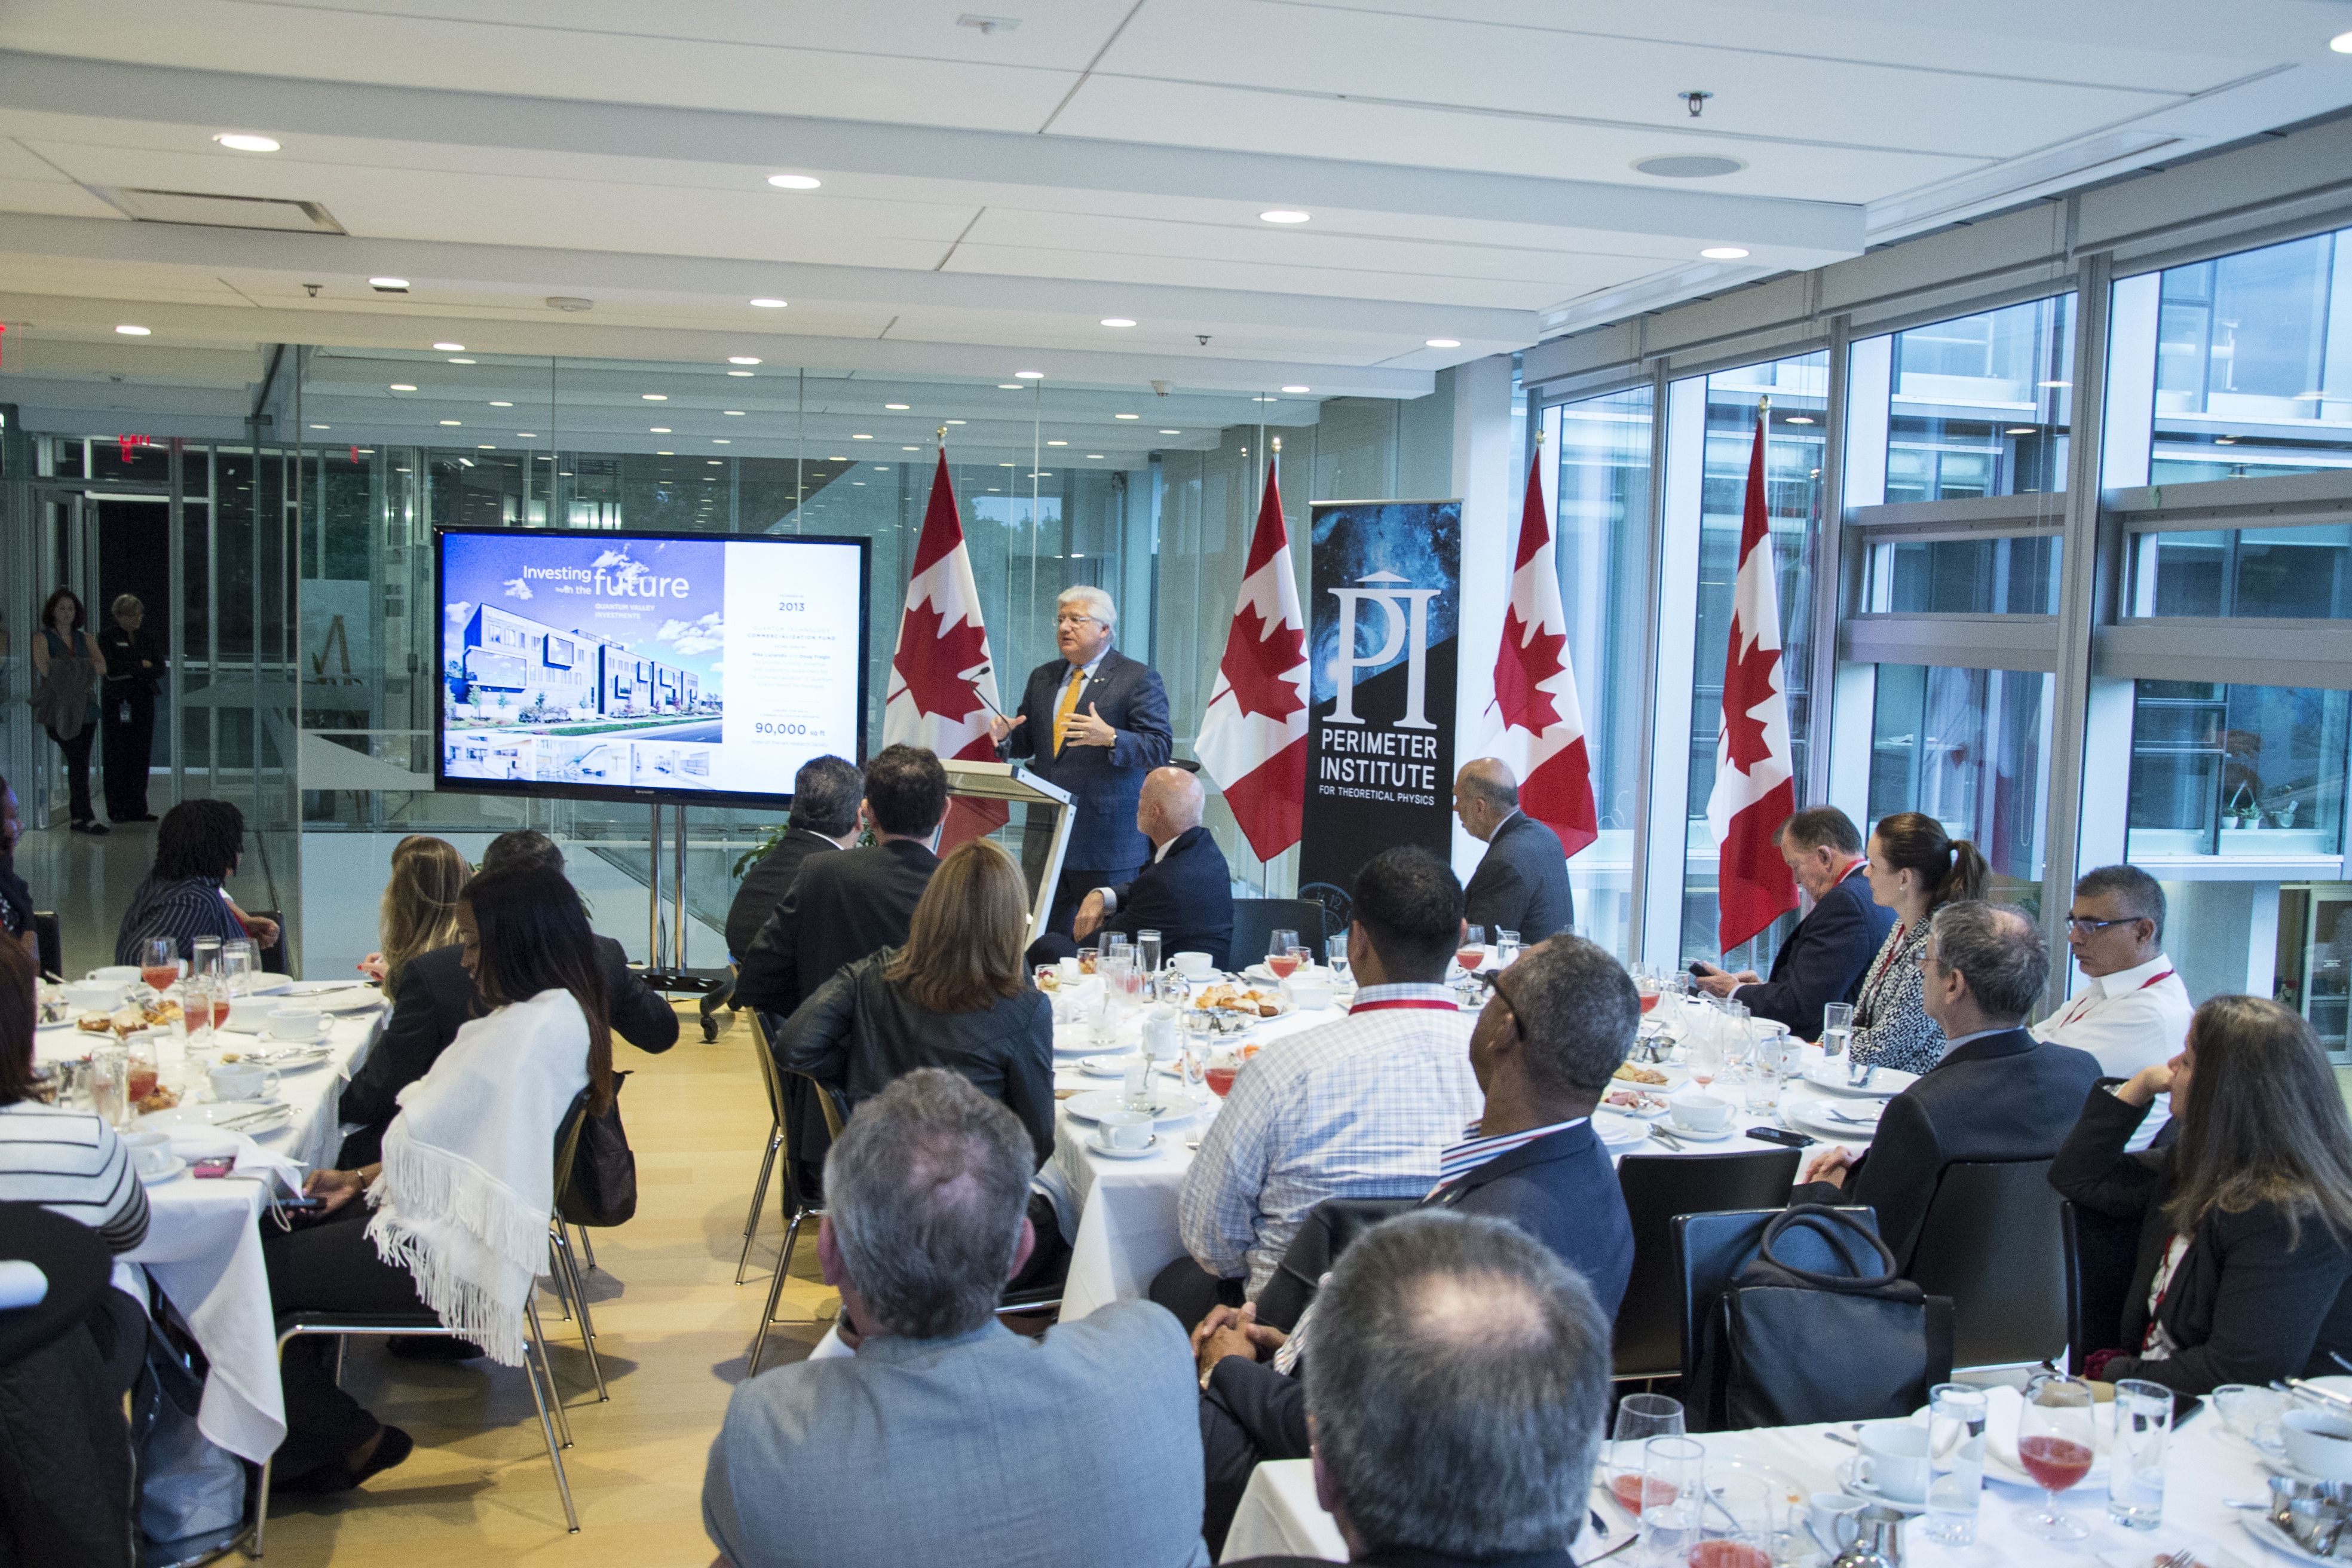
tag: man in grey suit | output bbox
[703,1070,1211,1568]
[1453,758,1574,944]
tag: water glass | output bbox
[221,941,258,997]
[1702,1472,1778,1566]
[1136,929,1162,976]
[1122,1048,1156,1113]
[89,1045,130,1129]
[1496,928,1521,967]
[2107,1378,2172,1529]
[1325,934,1350,984]
[1088,994,1120,1051]
[1820,1002,1855,1056]
[190,935,222,979]
[1924,1383,1987,1545]
[1637,1437,1705,1562]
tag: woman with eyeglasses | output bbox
[1843,811,1987,1074]
[2053,993,2352,1395]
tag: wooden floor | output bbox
[258,1002,832,1567]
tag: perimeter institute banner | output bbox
[1298,499,1462,929]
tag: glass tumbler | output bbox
[1924,1382,1988,1545]
[2107,1378,2172,1529]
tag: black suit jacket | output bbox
[999,647,1172,870]
[1463,811,1575,945]
[1788,1026,2103,1271]
[722,826,844,960]
[2052,1083,2352,1395]
[337,935,679,1165]
[1735,868,1896,1039]
[732,838,939,1016]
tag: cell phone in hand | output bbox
[1745,1126,1814,1148]
[1689,961,1717,977]
[278,1194,327,1209]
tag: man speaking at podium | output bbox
[991,586,1172,935]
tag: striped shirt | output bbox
[116,874,247,965]
[1434,1116,1590,1187]
[1179,982,1482,1297]
[0,1102,151,1252]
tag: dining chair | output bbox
[547,1096,610,1404]
[747,1050,846,1374]
[736,1009,792,1285]
[1902,1157,2066,1370]
[1610,1147,1802,1382]
[1670,1205,1880,1431]
[1230,898,1328,967]
[2060,1197,2142,1376]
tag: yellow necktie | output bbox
[1053,666,1085,756]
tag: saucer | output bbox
[2244,1514,2336,1567]
[1834,1460,1926,1515]
[137,1156,188,1185]
[1664,1119,1738,1142]
[1063,1089,1200,1124]
[142,1099,294,1135]
[1075,1054,1132,1077]
[1085,1132,1159,1160]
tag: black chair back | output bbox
[1256,1196,1419,1333]
[247,910,289,975]
[1612,1148,1801,1379]
[2062,1198,2145,1376]
[1671,1205,1878,1429]
[1904,1159,2066,1369]
[31,912,60,981]
[1231,898,1328,967]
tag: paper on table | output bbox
[0,1258,47,1309]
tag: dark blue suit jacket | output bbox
[1000,646,1172,870]
[1104,825,1235,970]
[1463,811,1575,946]
[1735,868,1897,1040]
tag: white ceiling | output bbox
[4,0,2352,430]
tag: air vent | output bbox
[1634,155,1745,179]
[87,186,346,234]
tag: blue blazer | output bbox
[1735,869,1897,1040]
[1463,811,1575,946]
[1102,826,1235,970]
[1426,1120,1636,1316]
[1001,647,1172,871]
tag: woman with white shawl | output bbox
[260,860,613,1493]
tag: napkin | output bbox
[1978,1383,2113,1480]
[166,1129,307,1189]
[0,1259,47,1310]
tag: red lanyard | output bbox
[1869,923,1910,991]
[1348,999,1460,1016]
[2060,968,2175,1026]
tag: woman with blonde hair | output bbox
[359,835,469,990]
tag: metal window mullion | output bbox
[1624,360,1672,965]
[1805,314,1852,811]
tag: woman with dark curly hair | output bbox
[114,799,279,964]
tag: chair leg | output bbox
[546,1237,574,1323]
[522,1299,581,1533]
[747,1202,808,1376]
[332,1334,347,1389]
[550,1225,610,1402]
[575,1224,596,1273]
[734,1127,782,1284]
[526,1297,575,1450]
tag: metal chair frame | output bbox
[748,1013,843,1373]
[735,1004,788,1285]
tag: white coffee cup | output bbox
[1097,1109,1154,1152]
[1852,1420,1931,1503]
[1674,1092,1734,1132]
[262,1005,331,1042]
[87,966,143,987]
[63,981,122,1013]
[1286,975,1333,1010]
[1056,957,1083,984]
[2273,1409,2352,1481]
[122,1130,174,1177]
[208,1061,281,1102]
[1171,951,1213,978]
[1806,1492,1870,1555]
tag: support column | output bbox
[1447,353,1517,888]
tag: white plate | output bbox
[1661,1119,1739,1142]
[1063,1089,1201,1125]
[1610,1062,1689,1094]
[1835,1459,1927,1515]
[137,1156,188,1185]
[1592,1110,1652,1147]
[1784,1097,1884,1139]
[1074,1054,1142,1077]
[141,1099,294,1135]
[216,1043,334,1070]
[1085,1132,1160,1160]
[1802,1061,1918,1100]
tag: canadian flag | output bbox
[1480,447,1597,858]
[884,450,1006,849]
[1196,460,1310,862]
[1704,411,1800,952]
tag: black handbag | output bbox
[555,1070,637,1228]
[1699,1204,1952,1431]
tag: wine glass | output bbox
[1606,1392,1685,1515]
[1455,925,1487,976]
[139,936,179,999]
[1203,1047,1240,1100]
[1285,943,1312,979]
[1686,1033,1723,1093]
[1266,930,1300,979]
[2013,1373,2096,1541]
[1324,934,1350,985]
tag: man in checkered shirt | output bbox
[1156,846,1483,1329]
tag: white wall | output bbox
[1447,353,1518,888]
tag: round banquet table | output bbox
[32,988,381,1463]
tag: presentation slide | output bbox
[434,527,868,805]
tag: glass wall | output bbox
[2127,681,2349,860]
[1888,294,2075,502]
[2127,524,2352,618]
[1867,664,2053,905]
[1866,534,2062,615]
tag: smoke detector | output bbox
[1150,379,1173,397]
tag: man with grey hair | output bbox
[1033,765,1235,969]
[1452,758,1574,944]
[1222,1211,1612,1568]
[703,1069,1210,1568]
[991,584,1172,934]
[1789,900,2102,1269]
[2031,864,2189,1151]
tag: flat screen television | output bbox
[433,526,871,807]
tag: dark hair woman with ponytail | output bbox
[1846,812,1991,1073]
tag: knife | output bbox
[1650,1126,1686,1151]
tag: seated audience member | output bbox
[2053,994,2352,1395]
[702,1069,1211,1568]
[1190,935,1639,1548]
[114,798,279,964]
[2032,864,2192,1152]
[1222,1211,1612,1568]
[1163,846,1484,1327]
[1034,765,1235,970]
[0,775,35,964]
[338,829,675,1167]
[723,754,863,962]
[1692,806,1894,1039]
[735,743,948,1198]
[270,862,610,1493]
[1452,758,1574,945]
[1846,811,1987,1074]
[0,936,151,1565]
[356,834,467,988]
[1790,901,2102,1270]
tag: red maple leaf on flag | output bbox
[891,601,990,722]
[1218,602,1306,722]
[1493,606,1566,737]
[1721,626,1781,774]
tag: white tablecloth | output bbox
[35,1000,378,1462]
[1225,1405,2274,1566]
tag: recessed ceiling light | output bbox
[447,357,475,364]
[368,276,408,289]
[642,393,667,400]
[309,423,329,430]
[214,133,280,152]
[904,445,921,451]
[709,459,724,466]
[875,465,890,471]
[1700,246,1750,260]
[712,439,730,444]
[389,383,417,391]
[1786,416,1815,425]
[1015,370,1045,379]
[1000,462,1015,467]
[853,434,873,440]
[478,443,497,450]
[725,410,746,416]
[728,356,761,366]
[439,419,461,426]
[1425,338,1461,348]
[767,174,822,189]
[433,342,465,351]
[2039,380,2071,388]
[2333,29,2352,51]
[650,427,671,433]
[1088,454,1104,459]
[489,400,513,407]
[2215,436,2238,444]
[115,324,151,335]
[2005,426,2038,435]
[1160,428,1181,434]
[830,456,849,461]
[658,451,673,455]
[885,402,910,410]
[1114,413,1140,419]
[999,384,1024,390]
[1101,318,1137,327]
[750,298,788,308]
[727,370,755,377]
[1047,440,1068,446]
[1260,210,1310,223]
[945,419,966,425]
[517,432,537,437]
[1281,385,1310,393]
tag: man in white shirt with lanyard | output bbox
[2031,864,2191,1152]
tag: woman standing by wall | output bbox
[29,589,107,835]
